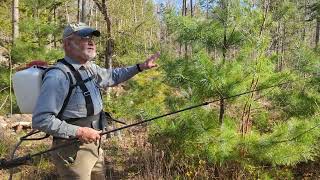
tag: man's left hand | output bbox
[139,52,160,71]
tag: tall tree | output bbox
[190,0,193,17]
[12,0,19,43]
[93,0,113,69]
[81,0,89,23]
[182,0,187,16]
[77,0,81,23]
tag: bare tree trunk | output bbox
[222,25,227,62]
[219,97,224,124]
[240,77,258,135]
[275,22,280,71]
[183,0,187,57]
[95,5,98,28]
[206,0,209,19]
[219,0,229,123]
[179,0,187,57]
[65,2,70,23]
[190,0,193,17]
[105,15,113,69]
[53,1,57,48]
[81,0,89,23]
[183,0,187,16]
[316,17,320,48]
[78,0,81,23]
[302,0,307,41]
[88,1,94,26]
[221,0,228,64]
[12,0,19,44]
[279,22,286,71]
[93,0,113,69]
[190,0,193,56]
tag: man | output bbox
[32,23,160,179]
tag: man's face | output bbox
[64,34,97,63]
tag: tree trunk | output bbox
[95,5,98,29]
[206,0,209,19]
[81,0,88,23]
[219,97,225,124]
[183,0,187,16]
[279,21,286,71]
[190,0,193,17]
[88,1,94,26]
[221,0,228,63]
[240,77,258,135]
[12,0,19,44]
[316,17,320,48]
[77,0,81,23]
[53,2,57,48]
[93,0,113,68]
[104,11,112,69]
[222,25,227,63]
[183,0,187,57]
[302,0,307,41]
[65,2,70,23]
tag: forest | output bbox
[0,0,320,179]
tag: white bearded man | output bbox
[32,23,160,179]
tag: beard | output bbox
[70,41,96,61]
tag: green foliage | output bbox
[269,87,320,118]
[10,0,65,64]
[246,116,320,166]
[150,108,222,161]
[105,69,168,122]
[11,39,63,63]
[1,0,320,178]
[150,0,320,178]
[0,67,19,114]
[290,46,320,74]
[0,0,12,43]
[165,12,245,52]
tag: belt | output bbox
[53,113,102,140]
[66,114,100,127]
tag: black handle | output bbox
[0,155,32,170]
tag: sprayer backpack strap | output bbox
[42,66,75,119]
[57,59,95,117]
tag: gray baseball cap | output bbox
[63,22,100,39]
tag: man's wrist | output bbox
[76,127,84,137]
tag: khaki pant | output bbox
[51,138,106,180]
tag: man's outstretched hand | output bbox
[139,52,160,71]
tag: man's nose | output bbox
[88,38,95,45]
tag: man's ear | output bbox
[63,39,69,50]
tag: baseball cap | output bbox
[63,22,100,39]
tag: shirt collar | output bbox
[64,56,90,70]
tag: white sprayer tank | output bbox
[13,66,44,114]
